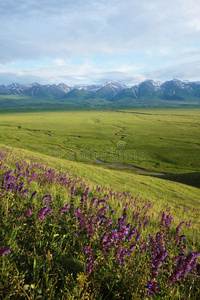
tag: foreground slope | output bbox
[0,144,200,299]
[1,144,199,229]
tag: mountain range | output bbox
[1,79,200,109]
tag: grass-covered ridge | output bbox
[0,146,200,299]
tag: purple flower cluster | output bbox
[170,251,200,283]
[70,185,76,199]
[146,213,200,297]
[149,232,168,277]
[1,169,32,201]
[74,208,88,234]
[84,246,95,275]
[0,247,11,256]
[175,221,185,242]
[29,190,37,202]
[37,194,53,220]
[57,203,70,218]
[146,279,159,297]
[37,206,52,220]
[1,148,200,299]
[99,207,142,264]
[26,208,32,218]
[1,153,86,197]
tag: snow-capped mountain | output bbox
[114,79,200,103]
[94,82,127,100]
[1,80,200,105]
[76,84,102,92]
[0,83,72,98]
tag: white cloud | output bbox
[182,0,200,31]
[0,0,200,84]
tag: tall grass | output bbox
[0,148,199,299]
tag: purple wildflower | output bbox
[57,203,70,218]
[84,246,95,275]
[170,251,200,283]
[45,208,53,216]
[22,188,29,197]
[18,213,24,219]
[170,265,184,283]
[175,221,184,242]
[179,234,186,246]
[0,247,11,256]
[26,208,32,218]
[84,187,90,198]
[30,190,37,202]
[70,185,76,199]
[98,205,109,215]
[89,197,98,212]
[37,206,48,220]
[42,194,52,202]
[146,279,159,297]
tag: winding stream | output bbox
[95,158,165,175]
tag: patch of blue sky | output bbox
[89,52,147,64]
[1,58,54,71]
[85,51,171,74]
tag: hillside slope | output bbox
[1,144,200,299]
[1,143,199,219]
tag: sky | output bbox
[1,0,200,86]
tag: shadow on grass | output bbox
[150,172,200,189]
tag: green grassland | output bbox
[1,92,200,114]
[0,108,200,298]
[0,143,200,246]
[0,95,109,113]
[0,108,199,239]
[1,145,200,299]
[0,109,199,175]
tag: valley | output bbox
[0,109,199,176]
[0,107,200,299]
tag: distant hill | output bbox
[1,79,200,110]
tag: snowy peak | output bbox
[1,80,200,102]
[114,79,200,103]
[95,82,127,100]
[77,84,102,92]
[57,83,72,93]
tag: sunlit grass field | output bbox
[0,144,200,299]
[0,109,199,174]
[0,108,199,228]
[0,106,200,245]
[0,108,200,298]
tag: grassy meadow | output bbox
[0,108,200,299]
[0,109,199,175]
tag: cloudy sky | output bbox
[1,0,200,86]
